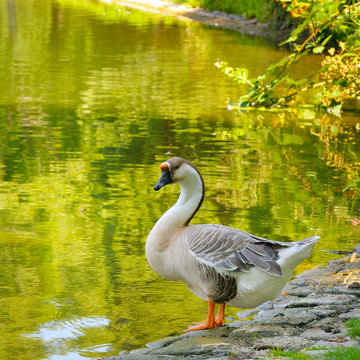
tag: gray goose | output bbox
[146,157,320,331]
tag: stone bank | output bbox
[104,256,360,359]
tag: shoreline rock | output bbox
[107,0,288,41]
[104,256,360,359]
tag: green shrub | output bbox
[217,0,360,110]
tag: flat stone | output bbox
[297,263,345,277]
[230,323,296,340]
[180,329,209,338]
[345,262,360,270]
[312,338,359,349]
[227,320,254,328]
[256,300,274,311]
[282,307,320,326]
[181,326,234,338]
[253,307,323,326]
[339,309,360,319]
[253,308,287,324]
[271,295,298,308]
[106,353,175,360]
[286,294,358,308]
[228,347,269,360]
[254,335,310,351]
[236,309,259,320]
[129,348,152,355]
[146,335,181,349]
[287,277,320,286]
[322,284,360,296]
[284,281,360,297]
[310,317,347,331]
[307,305,348,318]
[151,336,240,357]
[282,283,315,297]
[300,328,346,341]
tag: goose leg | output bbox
[184,300,215,331]
[215,303,226,327]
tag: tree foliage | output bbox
[217,0,360,110]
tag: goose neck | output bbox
[146,165,204,253]
[158,168,204,230]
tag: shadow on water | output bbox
[0,0,359,359]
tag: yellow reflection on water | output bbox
[0,0,359,359]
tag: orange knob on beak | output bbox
[155,162,173,191]
[160,162,170,171]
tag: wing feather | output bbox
[186,224,283,276]
[241,248,283,276]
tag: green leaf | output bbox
[321,34,333,46]
[279,36,297,46]
[239,101,249,108]
[313,46,325,54]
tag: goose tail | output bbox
[278,235,320,270]
[296,235,320,258]
[297,235,321,245]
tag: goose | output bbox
[145,157,320,331]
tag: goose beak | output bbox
[154,163,172,191]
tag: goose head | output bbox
[154,157,196,191]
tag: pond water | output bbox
[0,0,359,359]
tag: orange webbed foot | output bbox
[183,300,217,332]
[183,301,227,331]
[184,320,215,332]
[214,303,226,327]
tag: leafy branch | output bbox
[217,0,360,110]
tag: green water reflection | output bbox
[0,0,359,359]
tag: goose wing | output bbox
[185,224,286,276]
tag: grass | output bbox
[345,318,360,340]
[319,347,360,360]
[269,347,360,360]
[269,349,310,359]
